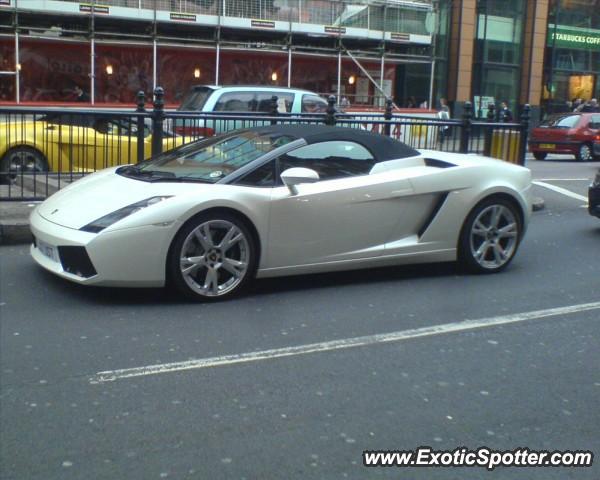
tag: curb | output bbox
[0,222,32,245]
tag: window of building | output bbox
[472,0,525,117]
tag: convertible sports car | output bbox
[0,114,182,177]
[30,125,533,301]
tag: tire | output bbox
[458,197,522,274]
[167,212,257,301]
[0,146,48,184]
[575,143,593,162]
[532,151,547,161]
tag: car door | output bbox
[45,114,104,172]
[266,140,415,268]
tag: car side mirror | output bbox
[589,122,600,130]
[280,167,320,195]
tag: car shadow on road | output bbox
[35,266,179,305]
[34,260,463,305]
[250,262,461,297]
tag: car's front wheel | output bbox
[532,151,547,160]
[458,197,522,273]
[168,212,257,301]
[576,143,593,162]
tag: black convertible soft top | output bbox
[249,124,419,162]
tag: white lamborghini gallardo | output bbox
[30,125,532,300]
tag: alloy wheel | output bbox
[178,219,250,297]
[468,204,519,270]
[577,144,592,162]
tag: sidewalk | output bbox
[0,200,37,244]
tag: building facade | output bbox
[0,0,599,122]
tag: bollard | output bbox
[325,95,337,126]
[459,101,472,153]
[136,91,146,164]
[270,95,278,125]
[518,104,530,166]
[151,87,165,158]
[384,98,393,137]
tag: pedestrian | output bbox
[580,99,599,112]
[73,84,90,102]
[437,104,451,146]
[499,101,513,122]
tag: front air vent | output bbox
[58,246,97,278]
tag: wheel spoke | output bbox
[180,255,205,276]
[219,226,243,252]
[492,243,507,264]
[472,220,488,236]
[490,206,503,228]
[203,268,219,294]
[475,240,491,261]
[498,222,517,238]
[221,257,247,278]
[194,224,214,251]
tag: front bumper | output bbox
[589,185,600,218]
[30,209,174,287]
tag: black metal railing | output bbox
[0,88,530,201]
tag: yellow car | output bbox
[0,114,183,176]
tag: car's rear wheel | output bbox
[0,146,48,183]
[458,197,522,273]
[168,212,257,301]
[532,151,547,160]
[576,143,593,162]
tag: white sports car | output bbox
[30,125,532,301]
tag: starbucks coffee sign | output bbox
[547,25,600,51]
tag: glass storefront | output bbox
[472,0,525,118]
[0,37,409,107]
[95,43,153,104]
[0,37,16,102]
[544,0,600,115]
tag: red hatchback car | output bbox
[529,113,600,161]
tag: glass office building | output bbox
[543,0,600,114]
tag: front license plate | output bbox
[37,239,59,263]
[539,143,556,149]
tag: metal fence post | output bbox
[384,98,393,136]
[136,90,146,164]
[325,95,337,126]
[270,95,278,125]
[151,86,165,158]
[484,103,495,156]
[459,101,472,153]
[518,104,531,166]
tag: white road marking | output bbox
[90,301,600,383]
[536,178,589,182]
[533,181,588,202]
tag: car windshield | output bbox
[129,130,295,182]
[540,114,581,128]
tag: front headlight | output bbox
[80,196,172,233]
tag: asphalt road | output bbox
[1,156,599,479]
